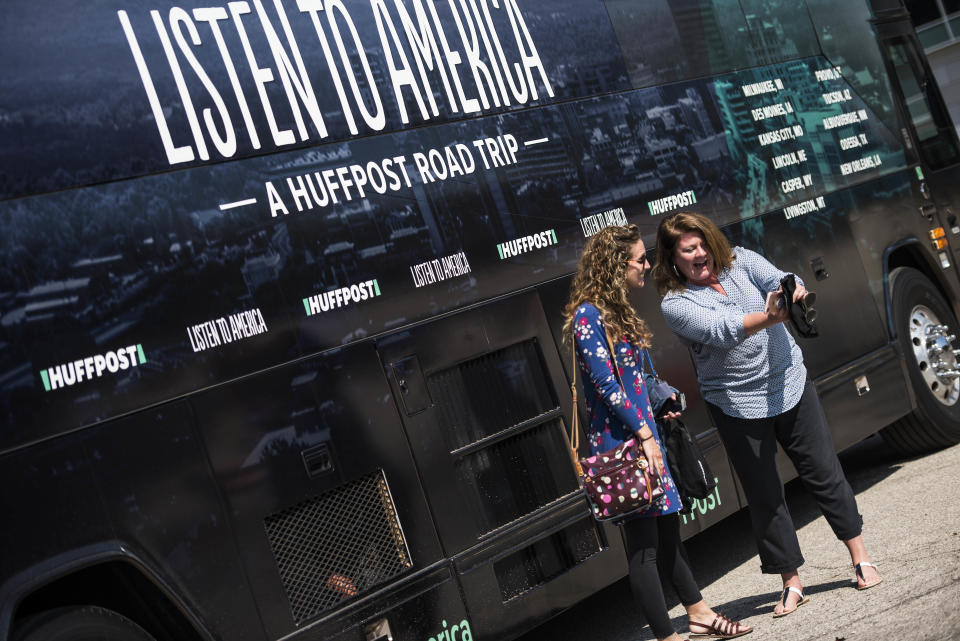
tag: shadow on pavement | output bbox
[675,434,903,587]
[518,434,915,640]
[702,578,853,619]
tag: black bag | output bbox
[641,349,716,505]
[780,274,818,338]
[659,417,717,502]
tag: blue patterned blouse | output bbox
[573,302,681,518]
[660,246,807,419]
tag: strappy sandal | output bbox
[689,613,753,638]
[855,561,883,590]
[772,586,809,618]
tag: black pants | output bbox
[621,513,703,638]
[707,379,863,574]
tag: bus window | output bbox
[884,36,960,167]
[605,0,821,90]
[806,0,901,135]
[905,0,943,25]
[604,0,755,87]
[738,0,820,63]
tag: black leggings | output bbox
[620,513,703,639]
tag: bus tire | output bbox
[881,267,960,453]
[13,606,157,641]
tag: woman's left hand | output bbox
[640,435,666,476]
[663,394,683,420]
[792,281,808,303]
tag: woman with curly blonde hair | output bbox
[562,224,751,641]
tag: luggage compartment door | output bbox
[377,292,625,640]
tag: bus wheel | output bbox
[881,267,960,453]
[13,606,156,641]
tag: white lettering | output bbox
[741,78,781,97]
[41,345,146,391]
[648,190,696,216]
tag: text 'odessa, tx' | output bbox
[40,345,147,392]
[304,280,382,316]
[188,308,269,352]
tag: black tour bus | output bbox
[2,0,960,640]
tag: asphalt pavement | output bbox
[519,434,960,641]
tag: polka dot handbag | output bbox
[579,438,665,520]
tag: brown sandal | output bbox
[689,613,753,638]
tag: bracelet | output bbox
[638,432,655,442]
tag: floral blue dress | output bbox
[573,302,681,518]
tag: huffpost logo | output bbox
[496,229,557,259]
[648,190,696,216]
[303,279,381,316]
[40,344,147,391]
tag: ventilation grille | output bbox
[494,517,604,602]
[263,470,412,623]
[455,418,578,534]
[427,339,556,451]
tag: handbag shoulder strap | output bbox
[601,324,625,390]
[568,326,584,476]
[642,347,658,378]
[568,315,628,476]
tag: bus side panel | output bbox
[374,292,626,640]
[723,190,914,459]
[189,343,444,639]
[816,346,912,452]
[0,401,261,641]
[848,171,960,324]
[0,437,111,625]
[85,401,264,640]
[321,566,468,641]
[0,0,629,201]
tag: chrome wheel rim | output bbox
[908,304,960,406]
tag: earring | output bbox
[673,264,681,277]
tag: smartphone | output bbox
[763,291,783,315]
[658,392,687,417]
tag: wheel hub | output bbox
[908,305,960,406]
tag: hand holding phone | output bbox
[657,392,686,420]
